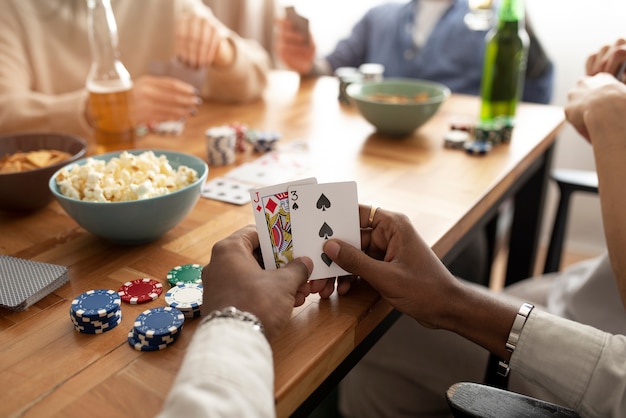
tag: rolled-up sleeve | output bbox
[511,310,626,417]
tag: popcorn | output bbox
[55,151,198,202]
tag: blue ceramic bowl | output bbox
[347,78,450,136]
[49,149,208,245]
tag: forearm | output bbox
[203,36,270,103]
[158,318,275,418]
[435,282,520,362]
[0,91,92,137]
[586,87,626,301]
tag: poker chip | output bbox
[228,122,249,153]
[69,289,122,334]
[247,130,281,153]
[133,306,185,338]
[127,306,184,351]
[70,289,121,319]
[165,283,203,319]
[444,130,469,149]
[167,264,203,287]
[206,126,236,166]
[464,140,493,156]
[118,278,163,304]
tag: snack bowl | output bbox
[347,78,450,136]
[0,132,88,211]
[49,149,208,245]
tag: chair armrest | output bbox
[552,168,598,194]
[446,382,581,418]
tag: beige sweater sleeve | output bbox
[0,0,270,137]
[511,310,626,417]
[157,318,275,418]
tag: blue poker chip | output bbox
[127,329,169,351]
[464,140,492,155]
[70,289,121,319]
[134,328,179,345]
[133,306,185,338]
[71,309,122,327]
[74,314,122,334]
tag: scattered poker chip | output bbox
[464,140,493,155]
[118,278,163,304]
[166,283,203,319]
[444,130,469,149]
[133,306,185,338]
[229,122,249,153]
[69,289,122,334]
[70,289,121,319]
[167,264,203,287]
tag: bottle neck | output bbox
[86,0,125,78]
[497,0,525,24]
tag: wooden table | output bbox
[0,71,564,418]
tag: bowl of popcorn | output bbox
[49,150,208,245]
[347,78,451,136]
[0,132,88,211]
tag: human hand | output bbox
[175,13,234,69]
[585,38,626,80]
[565,73,626,142]
[275,18,316,75]
[131,75,201,126]
[322,205,462,329]
[200,225,313,341]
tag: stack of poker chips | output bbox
[69,289,122,334]
[165,283,203,319]
[118,278,163,305]
[127,306,185,351]
[247,130,281,153]
[228,122,249,153]
[205,126,236,166]
[166,263,203,287]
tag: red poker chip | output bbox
[118,278,163,304]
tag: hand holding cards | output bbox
[251,179,360,280]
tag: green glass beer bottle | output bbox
[479,0,529,124]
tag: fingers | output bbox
[132,75,200,124]
[176,15,225,69]
[323,239,385,281]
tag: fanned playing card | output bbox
[251,178,317,270]
[288,181,360,280]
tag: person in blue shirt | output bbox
[277,0,553,104]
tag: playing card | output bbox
[285,6,309,43]
[227,151,310,187]
[288,181,360,280]
[251,177,317,270]
[201,177,256,205]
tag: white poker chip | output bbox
[165,283,203,310]
[444,130,470,149]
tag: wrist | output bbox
[200,306,265,335]
[497,303,534,377]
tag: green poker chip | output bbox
[166,264,203,286]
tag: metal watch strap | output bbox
[497,303,534,377]
[200,306,265,335]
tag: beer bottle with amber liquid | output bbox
[478,0,529,126]
[86,0,135,154]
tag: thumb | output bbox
[323,240,386,282]
[277,256,313,290]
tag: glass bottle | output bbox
[478,0,529,125]
[86,0,135,154]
